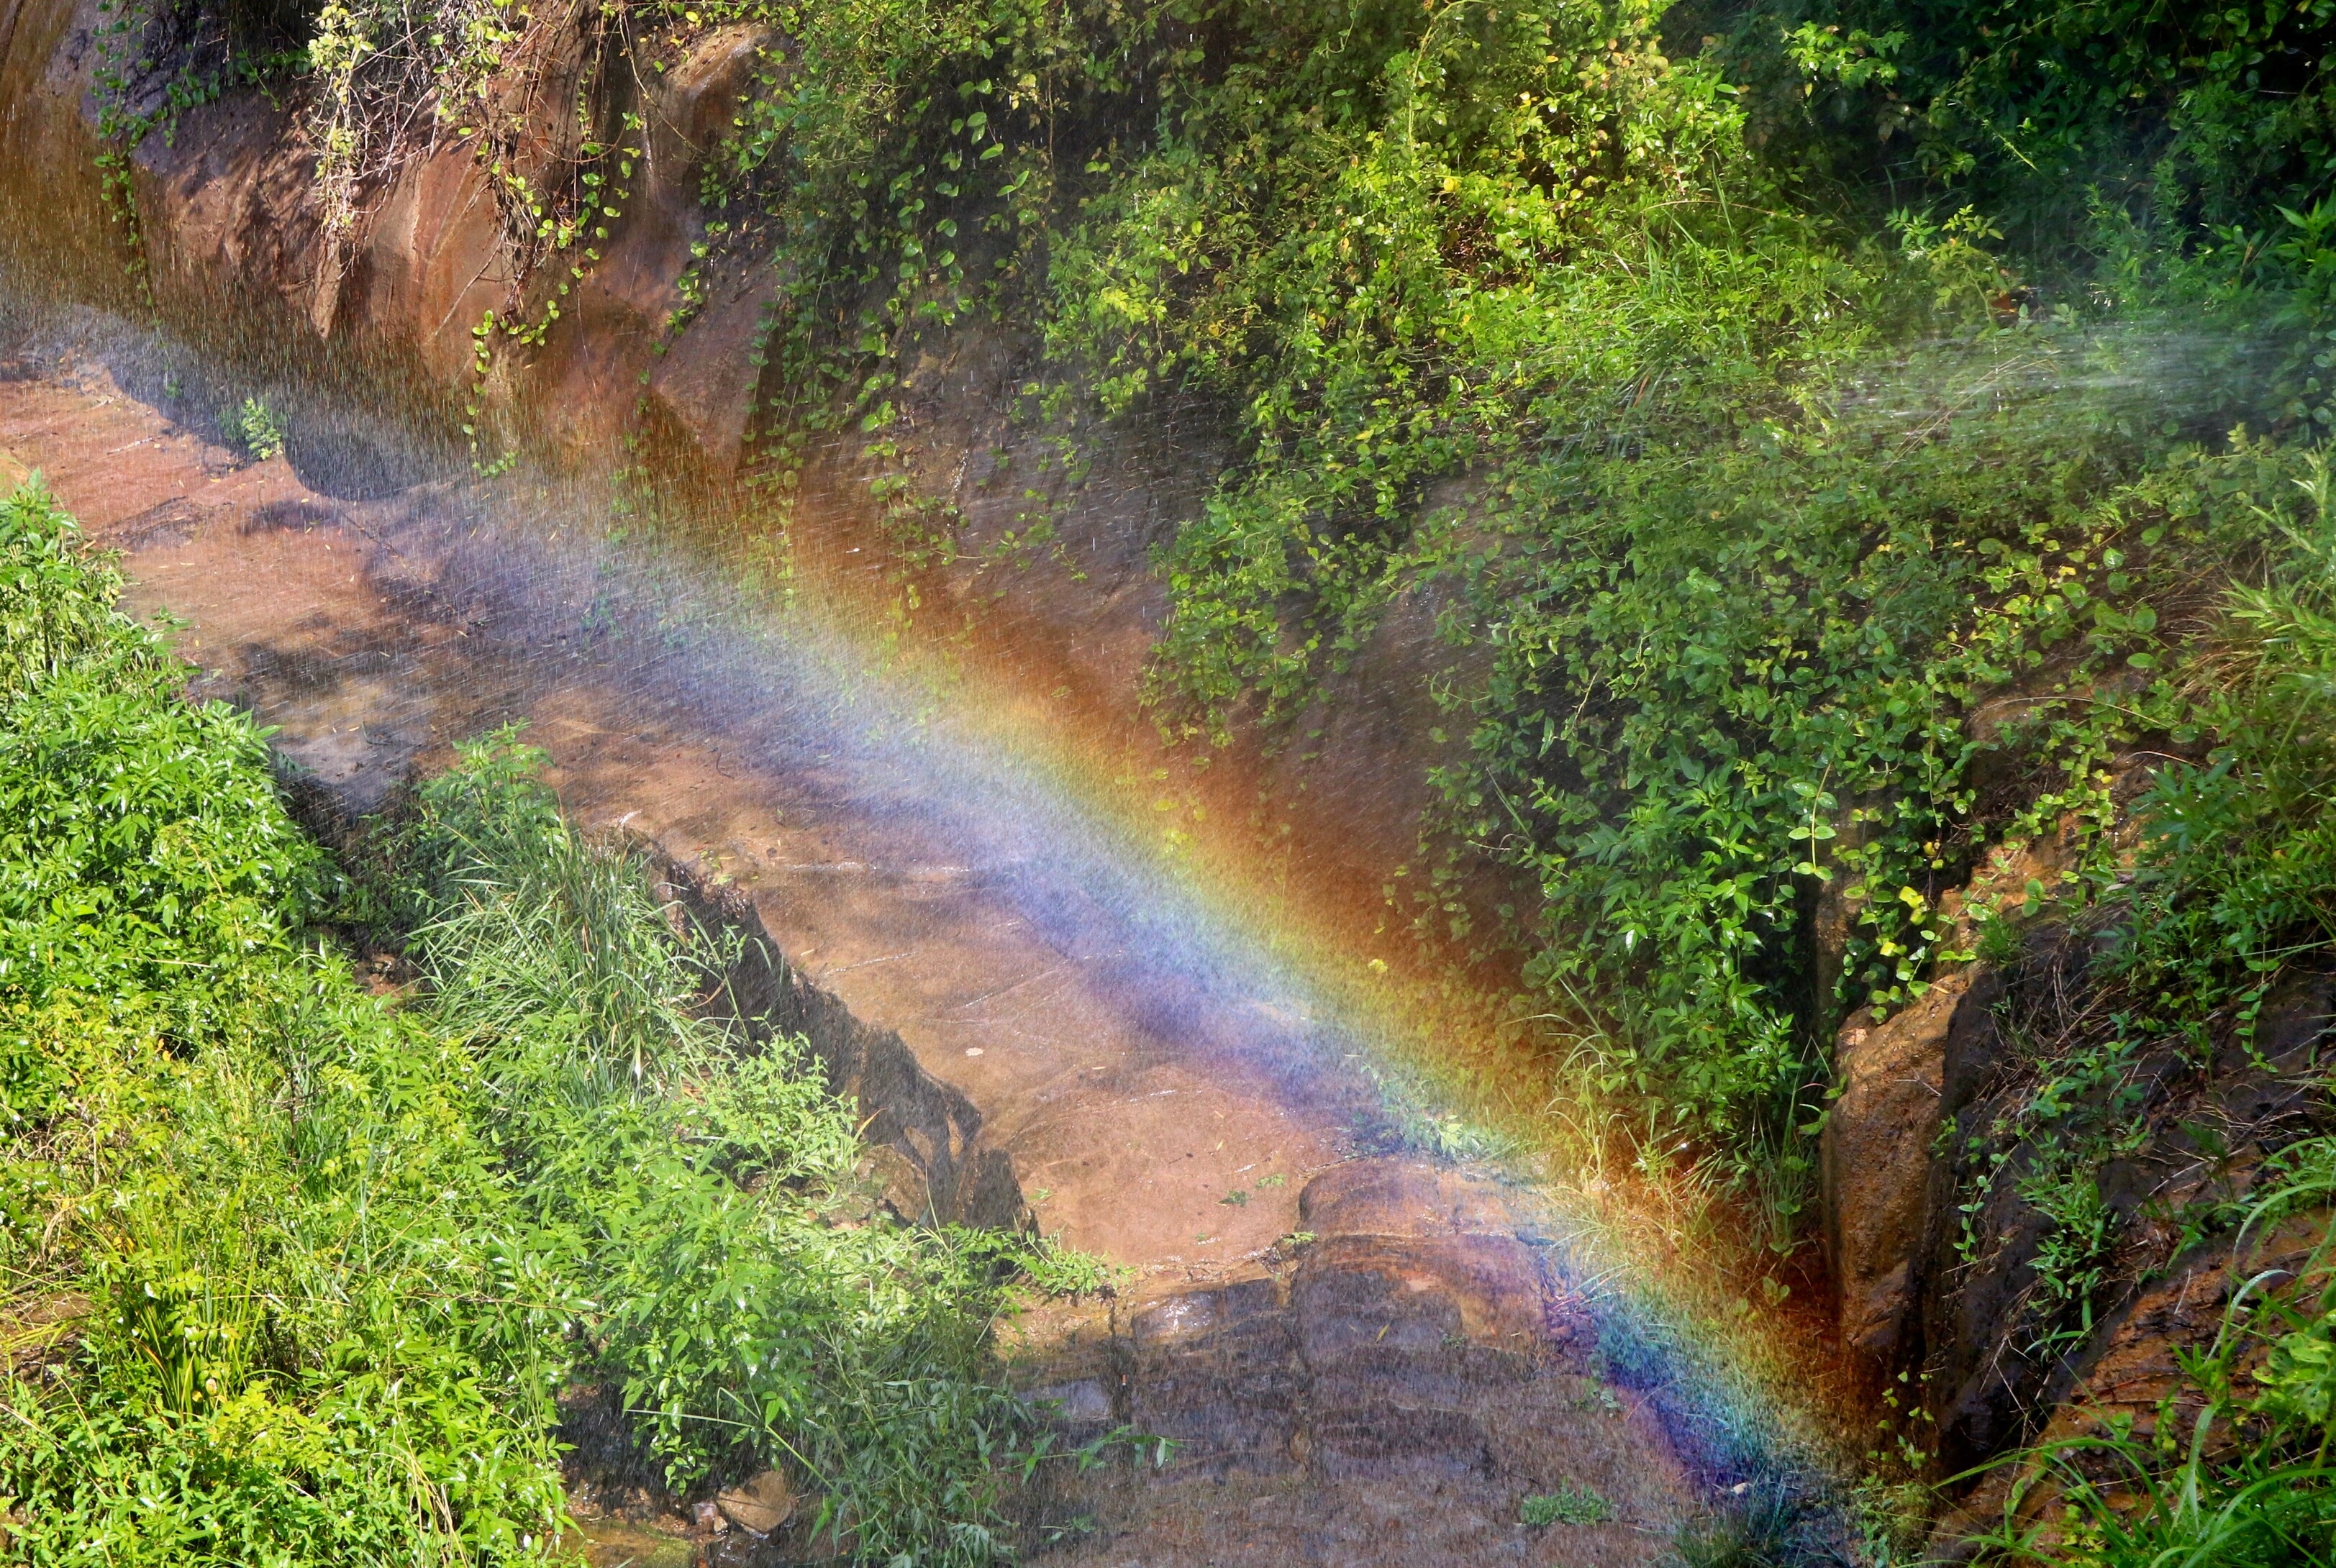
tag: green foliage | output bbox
[2097,453,2336,1044]
[1971,1146,2336,1567]
[231,396,286,462]
[1732,1,2336,289]
[0,476,165,704]
[0,487,562,1565]
[1521,1480,1614,1526]
[0,482,319,1035]
[618,0,2336,1226]
[0,486,1090,1565]
[1942,488,2336,1549]
[2014,1164,2117,1359]
[386,730,1051,1556]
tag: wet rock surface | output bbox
[1012,1158,1686,1565]
[0,333,1703,1565]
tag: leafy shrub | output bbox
[232,396,286,461]
[389,728,1047,1554]
[0,476,163,702]
[1725,1,2336,294]
[0,483,1078,1565]
[0,483,319,1028]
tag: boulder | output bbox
[1823,829,2075,1357]
[713,1469,794,1537]
[1824,968,1971,1357]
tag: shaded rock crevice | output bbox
[657,857,1032,1234]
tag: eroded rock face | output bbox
[1826,969,1971,1358]
[1822,828,2076,1359]
[0,0,785,470]
[1024,1158,1686,1565]
[1923,1207,2335,1560]
[1912,961,2331,1472]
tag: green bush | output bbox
[231,397,286,462]
[388,727,1046,1554]
[0,483,1076,1565]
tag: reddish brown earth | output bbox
[0,339,1704,1564]
[0,0,1522,1052]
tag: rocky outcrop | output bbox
[0,0,787,470]
[1924,1205,2334,1557]
[1054,1157,1597,1482]
[1827,970,1974,1359]
[1023,1157,1693,1566]
[659,857,1030,1233]
[1816,795,2335,1544]
[1837,934,2333,1539]
[1822,828,2077,1357]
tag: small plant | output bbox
[1671,1482,1802,1568]
[1971,1147,2336,1564]
[1521,1480,1614,1526]
[2016,1163,2119,1357]
[232,396,286,462]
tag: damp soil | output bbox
[0,352,1709,1564]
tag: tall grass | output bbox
[1968,1154,2336,1567]
[0,480,1073,1565]
[386,727,1054,1557]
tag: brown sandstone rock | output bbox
[537,25,781,459]
[645,25,778,180]
[644,260,786,474]
[713,1469,794,1537]
[1927,1210,2332,1560]
[358,142,513,384]
[1822,828,2076,1357]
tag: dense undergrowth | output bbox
[0,481,1085,1564]
[605,0,2336,1231]
[83,0,2336,1552]
[119,0,2336,1208]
